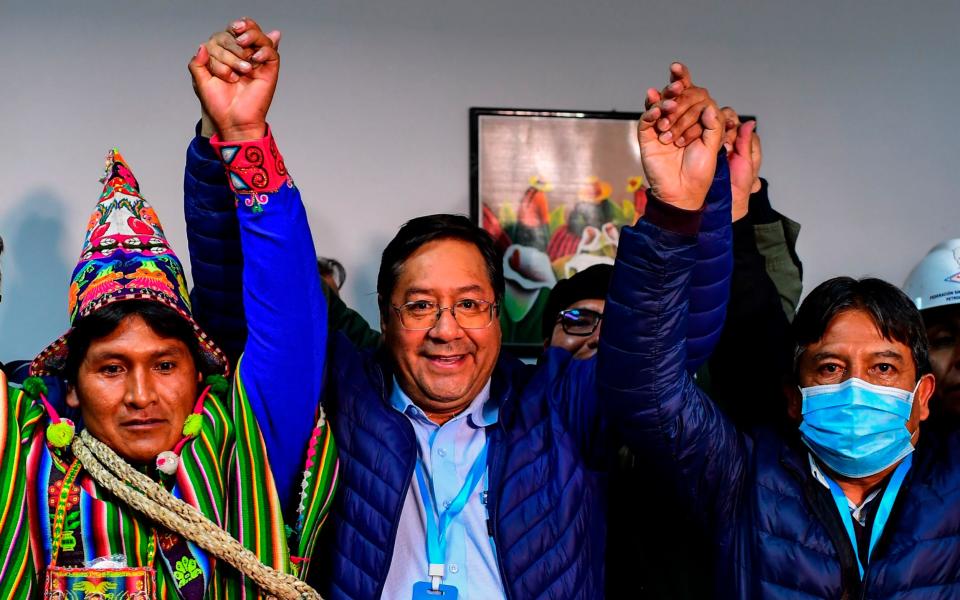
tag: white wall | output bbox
[2,0,959,362]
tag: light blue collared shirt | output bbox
[381,378,506,600]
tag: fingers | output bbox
[669,62,692,89]
[204,19,281,82]
[720,106,741,153]
[660,99,712,145]
[266,29,282,49]
[207,55,240,82]
[638,103,662,145]
[644,87,661,111]
[205,31,251,81]
[249,43,279,67]
[656,86,709,134]
[188,45,214,88]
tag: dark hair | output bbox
[792,277,931,381]
[64,300,203,384]
[376,214,504,319]
[317,256,347,290]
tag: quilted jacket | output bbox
[598,188,960,599]
[184,132,734,599]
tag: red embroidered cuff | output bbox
[210,126,290,195]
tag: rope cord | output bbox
[72,430,322,600]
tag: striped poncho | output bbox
[0,368,338,599]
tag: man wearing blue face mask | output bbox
[599,66,960,597]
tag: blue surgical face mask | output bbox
[799,377,918,478]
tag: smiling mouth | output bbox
[425,354,467,367]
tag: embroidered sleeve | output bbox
[210,126,291,199]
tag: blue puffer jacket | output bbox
[598,189,960,599]
[183,131,733,599]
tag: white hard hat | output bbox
[903,238,960,311]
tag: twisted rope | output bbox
[72,430,322,600]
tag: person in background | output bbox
[318,256,347,294]
[903,238,960,423]
[541,263,612,360]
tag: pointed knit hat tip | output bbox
[99,147,140,192]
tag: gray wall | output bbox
[2,0,959,362]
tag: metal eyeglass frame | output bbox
[391,299,500,331]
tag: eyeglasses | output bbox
[392,299,499,330]
[557,308,603,336]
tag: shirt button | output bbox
[449,564,459,574]
[443,500,452,509]
[437,448,447,457]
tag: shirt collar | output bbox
[807,452,884,517]
[389,377,498,428]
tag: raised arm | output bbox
[188,19,327,510]
[597,65,750,528]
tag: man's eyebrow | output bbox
[871,349,905,361]
[403,285,487,297]
[809,352,845,363]
[454,285,486,295]
[403,288,437,298]
[86,345,188,362]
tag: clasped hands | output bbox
[639,62,758,216]
[188,17,282,142]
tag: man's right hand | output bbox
[638,63,723,211]
[189,17,281,142]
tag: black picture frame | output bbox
[470,107,646,357]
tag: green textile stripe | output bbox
[297,418,339,580]
[0,359,337,598]
[0,378,42,599]
[225,355,289,595]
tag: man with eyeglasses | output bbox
[541,264,612,360]
[184,21,735,599]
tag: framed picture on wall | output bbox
[470,107,646,356]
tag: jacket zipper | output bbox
[370,364,420,600]
[486,426,513,600]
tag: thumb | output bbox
[188,45,214,87]
[699,104,723,153]
[637,104,661,145]
[267,30,282,49]
[733,121,756,159]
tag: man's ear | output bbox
[914,373,937,423]
[785,383,802,423]
[66,384,80,409]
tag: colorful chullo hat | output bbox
[31,150,228,376]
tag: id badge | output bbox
[44,565,156,599]
[412,581,459,600]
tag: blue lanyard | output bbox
[414,442,489,591]
[823,453,912,580]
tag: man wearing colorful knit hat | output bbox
[0,22,336,599]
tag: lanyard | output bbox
[414,442,489,591]
[823,453,912,580]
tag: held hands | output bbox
[188,18,281,142]
[638,63,723,211]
